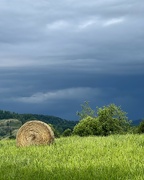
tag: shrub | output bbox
[73,116,100,136]
[62,128,72,137]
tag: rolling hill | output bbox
[0,110,78,139]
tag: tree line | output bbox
[0,110,77,137]
[0,102,144,138]
[63,102,144,137]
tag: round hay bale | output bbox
[16,120,54,147]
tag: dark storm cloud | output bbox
[0,0,144,120]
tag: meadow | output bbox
[0,134,144,180]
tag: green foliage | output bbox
[97,104,131,135]
[73,116,100,136]
[76,101,95,120]
[0,110,78,136]
[62,128,72,137]
[137,119,144,133]
[75,102,131,136]
[0,110,19,119]
[0,135,144,180]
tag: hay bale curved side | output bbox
[16,120,55,147]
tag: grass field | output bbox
[0,134,144,180]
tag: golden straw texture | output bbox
[16,120,54,147]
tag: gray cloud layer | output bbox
[0,0,144,120]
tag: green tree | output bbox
[62,128,72,137]
[137,120,144,133]
[97,104,131,136]
[73,116,100,136]
[76,101,96,120]
[74,102,131,136]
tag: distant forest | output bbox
[0,109,143,140]
[0,110,78,134]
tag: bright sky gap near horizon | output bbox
[0,0,144,121]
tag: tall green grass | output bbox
[0,134,144,180]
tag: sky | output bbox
[0,0,144,121]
